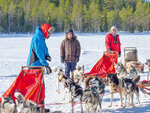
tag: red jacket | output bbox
[105,33,121,53]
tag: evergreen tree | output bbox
[0,0,149,33]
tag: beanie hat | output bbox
[66,30,74,35]
[41,23,51,38]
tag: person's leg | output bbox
[70,62,77,72]
[65,62,71,77]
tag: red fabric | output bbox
[0,69,45,104]
[84,52,118,78]
[105,33,121,53]
[41,23,51,38]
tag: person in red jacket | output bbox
[105,26,121,57]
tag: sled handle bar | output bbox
[21,66,45,71]
[103,51,118,55]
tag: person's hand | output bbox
[44,65,52,74]
[46,56,51,62]
[76,56,79,62]
[60,57,64,63]
[108,48,112,51]
[119,51,121,57]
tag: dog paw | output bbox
[121,104,124,107]
[131,104,135,107]
[123,105,126,108]
[56,90,60,94]
[108,105,112,107]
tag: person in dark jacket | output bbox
[27,23,54,74]
[60,30,81,77]
[105,26,121,57]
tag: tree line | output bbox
[0,0,150,33]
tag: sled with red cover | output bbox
[83,51,118,79]
[0,66,45,112]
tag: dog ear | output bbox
[52,66,57,72]
[76,65,81,70]
[119,59,122,64]
[82,65,84,69]
[133,75,140,83]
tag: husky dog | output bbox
[123,75,141,107]
[145,59,150,71]
[107,73,124,107]
[52,67,71,101]
[1,95,16,113]
[65,78,83,113]
[84,76,105,113]
[72,65,84,85]
[14,92,37,113]
[82,89,101,113]
[128,65,138,79]
[53,67,83,113]
[126,61,137,73]
[114,61,128,78]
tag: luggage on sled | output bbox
[124,47,144,73]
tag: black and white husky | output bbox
[0,94,16,113]
[52,67,83,113]
[14,92,37,113]
[123,75,141,107]
[83,76,105,113]
[72,65,84,85]
[82,89,101,113]
[114,61,128,78]
[52,67,71,101]
[107,73,124,107]
[65,78,83,113]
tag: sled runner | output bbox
[124,47,144,73]
[0,66,46,113]
[83,51,118,79]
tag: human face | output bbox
[67,32,73,40]
[112,29,117,35]
[47,31,51,39]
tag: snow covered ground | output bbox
[0,33,150,113]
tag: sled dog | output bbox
[114,61,128,78]
[65,78,83,113]
[123,75,141,107]
[82,89,101,113]
[107,73,124,107]
[1,94,16,113]
[72,65,84,85]
[14,92,37,113]
[84,76,105,113]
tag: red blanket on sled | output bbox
[0,68,45,104]
[84,51,118,78]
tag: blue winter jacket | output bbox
[27,27,49,66]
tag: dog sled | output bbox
[124,47,144,73]
[137,80,150,96]
[83,51,118,79]
[0,66,46,113]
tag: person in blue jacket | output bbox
[27,23,54,74]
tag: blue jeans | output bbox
[65,62,76,77]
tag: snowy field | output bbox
[0,33,150,113]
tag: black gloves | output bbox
[108,48,112,51]
[46,56,51,62]
[119,51,121,57]
[44,65,52,74]
[60,57,64,63]
[76,56,79,62]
